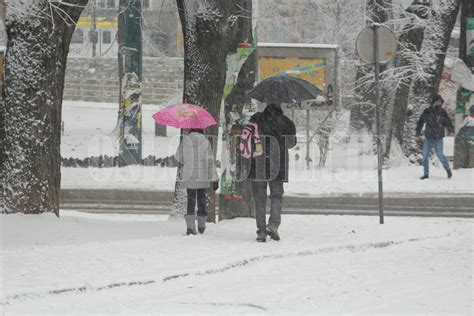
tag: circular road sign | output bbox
[356,25,397,64]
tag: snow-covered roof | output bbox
[258,42,339,50]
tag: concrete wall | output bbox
[64,57,184,104]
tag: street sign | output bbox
[356,25,397,64]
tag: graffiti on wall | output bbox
[259,57,327,90]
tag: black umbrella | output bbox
[248,75,321,103]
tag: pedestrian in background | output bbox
[415,94,454,179]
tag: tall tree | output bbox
[219,0,256,220]
[1,0,88,214]
[402,0,461,161]
[171,0,239,222]
[350,0,392,134]
[224,0,255,116]
[384,0,430,157]
[0,1,5,205]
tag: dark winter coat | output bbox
[247,104,297,182]
[415,105,454,139]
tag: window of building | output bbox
[71,29,84,44]
[102,31,112,44]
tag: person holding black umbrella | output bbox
[241,103,297,242]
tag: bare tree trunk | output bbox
[1,0,87,214]
[171,0,239,222]
[219,0,256,220]
[384,1,429,158]
[0,2,5,209]
[402,0,461,161]
[224,0,255,116]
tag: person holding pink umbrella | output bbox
[153,102,219,235]
[175,128,219,235]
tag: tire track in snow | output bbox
[177,302,267,311]
[0,234,450,305]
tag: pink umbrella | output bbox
[152,102,218,129]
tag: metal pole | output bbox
[373,25,384,224]
[334,47,339,109]
[306,109,310,169]
[92,4,97,58]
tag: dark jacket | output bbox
[247,104,297,182]
[416,105,454,139]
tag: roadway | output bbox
[60,189,474,218]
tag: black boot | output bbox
[447,169,452,179]
[420,175,429,180]
[256,231,267,242]
[266,226,280,241]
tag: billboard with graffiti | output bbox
[259,57,327,90]
[256,43,339,110]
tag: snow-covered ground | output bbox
[61,101,474,195]
[1,211,472,314]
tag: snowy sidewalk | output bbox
[61,101,474,197]
[1,211,472,314]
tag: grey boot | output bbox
[197,216,207,234]
[185,215,197,235]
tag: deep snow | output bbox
[0,211,472,314]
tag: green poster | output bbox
[468,18,474,57]
[223,47,255,98]
[456,87,472,114]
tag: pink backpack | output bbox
[240,122,263,159]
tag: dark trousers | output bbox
[252,179,284,233]
[186,188,207,216]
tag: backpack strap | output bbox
[239,121,263,158]
[250,122,263,157]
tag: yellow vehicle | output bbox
[69,17,118,58]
